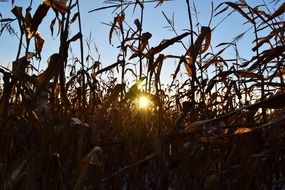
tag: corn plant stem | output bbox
[15,22,23,60]
[25,38,30,56]
[138,3,144,80]
[120,1,126,85]
[250,10,266,122]
[234,43,242,105]
[193,2,205,108]
[76,0,86,111]
[186,0,195,103]
[57,0,74,108]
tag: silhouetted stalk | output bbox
[15,18,23,60]
[57,0,74,107]
[234,43,242,106]
[119,1,126,85]
[185,0,195,104]
[138,1,144,80]
[76,0,86,111]
[250,9,266,121]
[193,1,205,109]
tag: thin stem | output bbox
[248,7,266,121]
[138,2,144,80]
[76,0,86,111]
[186,0,195,103]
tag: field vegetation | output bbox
[0,0,285,189]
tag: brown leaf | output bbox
[184,61,192,77]
[186,26,211,65]
[139,32,152,52]
[249,45,285,71]
[44,0,69,14]
[109,14,124,44]
[12,55,37,84]
[236,70,261,79]
[94,60,124,76]
[37,53,64,93]
[134,18,141,31]
[147,32,190,57]
[50,17,56,36]
[69,12,79,25]
[203,27,212,53]
[34,32,45,58]
[67,32,82,43]
[11,6,24,23]
[225,2,255,24]
[267,2,285,21]
[31,2,50,35]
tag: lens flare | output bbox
[138,96,150,109]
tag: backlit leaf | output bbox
[234,128,253,134]
[31,2,50,34]
[44,0,69,14]
[34,32,45,58]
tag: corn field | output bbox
[0,0,285,189]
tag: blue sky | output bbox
[0,0,281,84]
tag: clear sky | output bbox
[0,0,281,84]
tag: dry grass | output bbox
[0,0,285,189]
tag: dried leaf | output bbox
[69,12,79,25]
[31,2,50,35]
[147,32,190,57]
[0,18,16,22]
[234,128,253,134]
[267,2,285,21]
[184,61,192,77]
[236,70,261,79]
[109,14,124,44]
[225,2,255,24]
[37,53,64,93]
[134,18,141,31]
[34,32,45,58]
[24,7,33,38]
[50,17,56,36]
[139,32,152,52]
[67,32,82,43]
[94,60,123,76]
[249,45,285,71]
[186,26,211,65]
[44,0,69,14]
[11,6,24,23]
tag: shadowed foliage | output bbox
[0,0,285,189]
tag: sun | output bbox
[138,96,150,109]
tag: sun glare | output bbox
[138,96,150,109]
